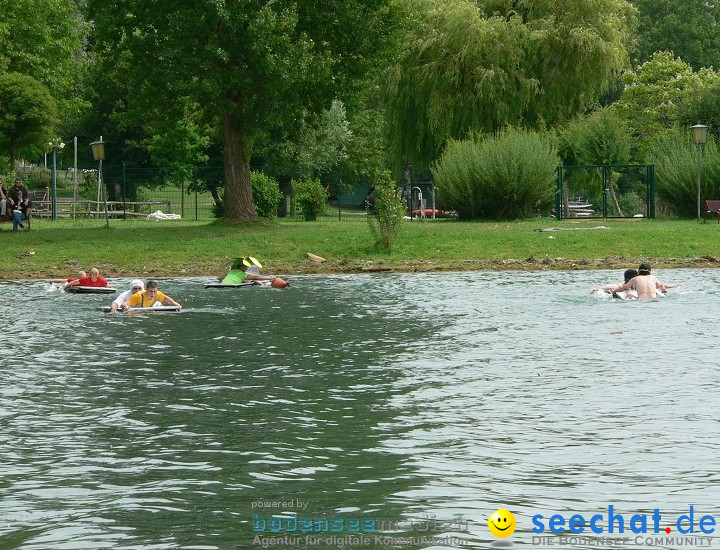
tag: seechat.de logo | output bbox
[489,508,517,538]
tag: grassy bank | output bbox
[2,216,720,279]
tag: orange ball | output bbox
[271,277,290,288]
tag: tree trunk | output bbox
[222,110,257,220]
[608,173,624,217]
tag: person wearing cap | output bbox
[8,177,31,231]
[591,269,639,299]
[122,280,181,310]
[622,263,668,299]
[219,256,281,285]
[110,279,145,313]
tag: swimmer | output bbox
[49,270,87,284]
[591,269,639,299]
[622,263,668,299]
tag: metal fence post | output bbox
[555,165,562,220]
[122,163,127,219]
[602,166,608,220]
[648,164,655,219]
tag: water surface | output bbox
[0,270,717,549]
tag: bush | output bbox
[366,170,405,251]
[251,171,283,218]
[653,128,720,218]
[559,108,631,165]
[432,128,559,219]
[292,178,328,221]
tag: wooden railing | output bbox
[31,199,172,219]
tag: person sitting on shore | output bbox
[8,177,31,231]
[591,269,639,299]
[110,279,144,313]
[0,178,7,217]
[122,280,181,309]
[64,268,109,290]
[622,263,668,299]
[219,256,286,285]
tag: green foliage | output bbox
[0,0,88,122]
[146,106,211,187]
[631,0,720,70]
[559,108,632,165]
[89,0,396,219]
[653,128,720,218]
[268,100,353,179]
[612,52,720,160]
[677,78,720,139]
[251,171,283,219]
[385,0,637,166]
[292,178,328,221]
[0,73,58,166]
[432,128,559,219]
[366,170,405,251]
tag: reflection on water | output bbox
[0,270,718,549]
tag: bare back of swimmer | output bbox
[623,263,667,299]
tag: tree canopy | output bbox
[612,51,720,160]
[0,73,58,168]
[385,0,637,166]
[631,0,720,70]
[88,0,396,219]
[0,0,87,121]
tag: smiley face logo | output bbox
[488,508,516,538]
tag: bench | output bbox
[0,208,31,231]
[705,200,720,223]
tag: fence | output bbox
[555,164,655,220]
[14,165,436,221]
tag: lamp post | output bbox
[691,124,709,222]
[90,137,109,228]
[48,138,65,220]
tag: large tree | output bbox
[0,0,87,124]
[611,51,720,160]
[630,0,720,70]
[88,0,395,220]
[385,0,637,167]
[0,73,58,169]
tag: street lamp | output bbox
[90,137,109,228]
[690,124,709,222]
[48,138,65,220]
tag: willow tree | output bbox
[385,0,637,166]
[88,0,395,220]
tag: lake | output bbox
[0,270,717,549]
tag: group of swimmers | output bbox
[50,256,288,312]
[51,268,182,311]
[591,262,672,299]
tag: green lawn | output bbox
[2,216,720,278]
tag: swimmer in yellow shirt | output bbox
[122,280,182,310]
